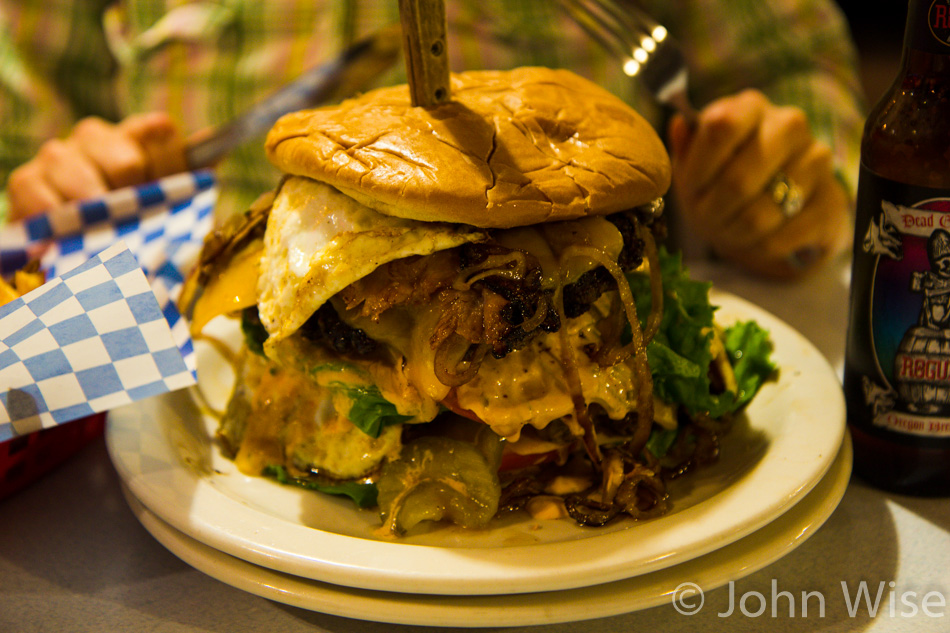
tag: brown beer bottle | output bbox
[844,0,950,495]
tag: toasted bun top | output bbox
[265,67,671,228]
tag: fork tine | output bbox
[557,0,698,121]
[592,0,655,40]
[556,0,639,64]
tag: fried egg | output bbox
[257,176,488,345]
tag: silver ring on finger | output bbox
[770,172,804,219]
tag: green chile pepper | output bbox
[377,429,503,535]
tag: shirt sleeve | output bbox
[0,0,405,220]
[0,0,868,225]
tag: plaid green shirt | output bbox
[0,0,865,221]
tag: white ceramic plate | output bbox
[121,435,852,627]
[106,291,846,596]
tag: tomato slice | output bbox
[499,447,559,472]
[440,389,568,472]
[440,388,483,423]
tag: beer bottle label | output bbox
[909,0,950,55]
[845,165,950,445]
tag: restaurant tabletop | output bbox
[3,252,949,633]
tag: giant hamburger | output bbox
[182,67,772,536]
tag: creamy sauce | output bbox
[230,349,402,480]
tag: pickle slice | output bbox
[377,433,502,535]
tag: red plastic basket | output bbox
[0,413,106,501]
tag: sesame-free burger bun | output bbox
[265,67,671,229]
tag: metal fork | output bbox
[556,0,698,122]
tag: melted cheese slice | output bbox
[188,240,261,335]
[257,176,488,345]
[454,311,638,440]
[339,217,638,441]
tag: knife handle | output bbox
[398,0,451,107]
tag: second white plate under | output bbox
[122,436,853,627]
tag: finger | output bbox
[715,176,851,279]
[678,90,770,194]
[119,112,188,178]
[780,176,851,262]
[71,116,149,189]
[707,193,788,253]
[666,113,694,158]
[36,138,111,201]
[778,141,834,208]
[6,161,67,220]
[712,141,835,251]
[670,92,769,241]
[693,105,814,231]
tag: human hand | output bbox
[667,89,852,279]
[6,112,188,221]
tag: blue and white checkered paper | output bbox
[0,243,193,440]
[0,171,216,440]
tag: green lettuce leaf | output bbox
[241,307,268,357]
[626,248,775,418]
[724,319,776,408]
[328,382,413,439]
[263,465,378,508]
[307,362,412,439]
[645,427,680,458]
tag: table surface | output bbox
[3,253,949,633]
